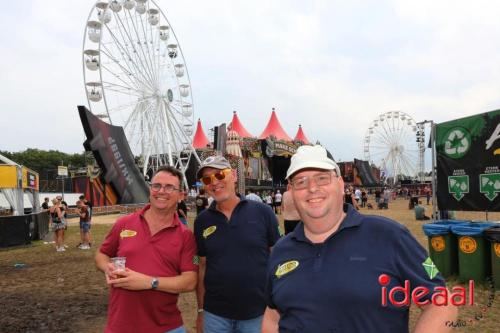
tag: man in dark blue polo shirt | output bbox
[194,155,280,333]
[262,145,458,333]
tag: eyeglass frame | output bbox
[149,183,181,193]
[289,171,338,190]
[200,169,232,186]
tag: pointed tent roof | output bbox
[230,111,253,138]
[192,119,210,149]
[294,124,310,144]
[259,108,292,141]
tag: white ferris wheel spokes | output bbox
[82,0,199,185]
[363,111,425,184]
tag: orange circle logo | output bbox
[494,243,500,258]
[431,236,446,252]
[459,236,477,254]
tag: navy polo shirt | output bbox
[265,204,445,333]
[194,197,280,320]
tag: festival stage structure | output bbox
[192,108,312,191]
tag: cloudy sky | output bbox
[1,0,500,169]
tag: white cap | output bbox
[286,145,340,179]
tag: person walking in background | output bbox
[361,188,367,208]
[50,198,66,252]
[76,200,91,249]
[344,186,359,210]
[383,188,391,209]
[425,186,431,205]
[274,190,282,214]
[79,195,93,247]
[194,155,280,333]
[196,189,209,216]
[41,197,50,211]
[177,190,189,225]
[281,189,300,235]
[261,145,457,333]
[95,166,198,333]
[354,187,361,205]
[264,191,273,210]
[246,189,263,202]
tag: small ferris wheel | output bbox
[363,111,425,184]
[82,0,200,185]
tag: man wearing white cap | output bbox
[262,145,457,333]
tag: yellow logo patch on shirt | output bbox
[203,226,217,239]
[120,229,137,238]
[275,260,299,278]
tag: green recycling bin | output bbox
[422,220,469,278]
[451,223,496,283]
[484,225,500,290]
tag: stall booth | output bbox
[0,161,49,247]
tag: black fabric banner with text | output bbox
[436,109,500,211]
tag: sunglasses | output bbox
[200,169,231,186]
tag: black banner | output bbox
[78,106,149,204]
[436,109,500,211]
[354,159,378,187]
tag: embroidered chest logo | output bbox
[275,260,299,278]
[203,226,217,239]
[120,229,137,238]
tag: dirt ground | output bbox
[0,198,499,333]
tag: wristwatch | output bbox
[151,277,159,290]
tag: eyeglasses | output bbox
[200,169,231,186]
[290,172,336,190]
[150,183,180,193]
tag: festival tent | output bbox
[230,111,254,138]
[192,119,211,149]
[293,124,310,144]
[259,108,292,141]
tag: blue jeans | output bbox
[165,326,186,333]
[204,311,262,333]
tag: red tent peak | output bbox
[294,124,310,144]
[192,119,210,149]
[259,108,292,141]
[230,111,253,138]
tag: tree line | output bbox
[0,149,94,175]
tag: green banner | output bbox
[436,109,500,211]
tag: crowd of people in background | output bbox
[41,194,93,252]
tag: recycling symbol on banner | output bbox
[448,175,469,201]
[443,127,471,159]
[480,173,500,201]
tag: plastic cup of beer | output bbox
[111,257,126,273]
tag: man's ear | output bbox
[338,176,345,191]
[231,169,238,183]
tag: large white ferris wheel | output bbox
[82,0,200,183]
[363,111,426,184]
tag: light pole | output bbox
[417,120,438,220]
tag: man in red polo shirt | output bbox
[95,166,198,333]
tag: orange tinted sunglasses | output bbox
[201,169,231,185]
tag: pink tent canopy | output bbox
[192,119,210,149]
[259,108,292,141]
[230,111,253,138]
[294,124,310,144]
